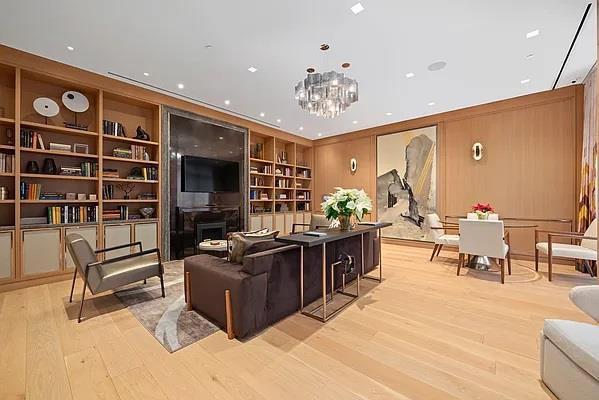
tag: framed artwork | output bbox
[376,126,437,241]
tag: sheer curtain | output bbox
[578,64,597,233]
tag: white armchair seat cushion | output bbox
[435,234,459,246]
[543,319,599,381]
[536,242,597,260]
[570,286,599,323]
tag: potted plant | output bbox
[472,202,494,220]
[321,187,373,231]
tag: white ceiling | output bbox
[0,0,596,139]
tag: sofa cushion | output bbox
[241,242,295,276]
[543,319,599,380]
[244,240,288,257]
[230,230,279,263]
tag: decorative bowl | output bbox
[139,207,155,219]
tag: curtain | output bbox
[578,64,597,234]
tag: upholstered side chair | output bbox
[457,219,512,284]
[66,233,165,322]
[292,213,331,233]
[426,213,459,261]
[535,219,597,281]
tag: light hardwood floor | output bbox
[0,244,596,400]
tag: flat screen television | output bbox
[181,155,239,193]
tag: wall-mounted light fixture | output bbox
[350,158,358,174]
[472,142,483,161]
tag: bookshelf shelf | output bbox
[0,172,15,177]
[21,148,99,159]
[250,186,274,189]
[20,199,98,204]
[0,200,15,204]
[250,158,273,164]
[20,121,99,138]
[0,117,15,124]
[250,172,273,177]
[296,177,312,181]
[20,173,98,181]
[103,134,159,146]
[250,199,272,202]
[103,156,159,165]
[0,145,15,151]
[103,199,159,203]
[102,178,158,184]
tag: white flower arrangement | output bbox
[321,187,373,221]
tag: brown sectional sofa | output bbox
[184,231,380,339]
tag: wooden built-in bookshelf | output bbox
[248,131,313,234]
[0,62,162,288]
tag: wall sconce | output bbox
[472,142,483,161]
[350,158,358,174]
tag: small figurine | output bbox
[135,126,150,141]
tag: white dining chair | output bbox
[457,219,512,284]
[426,213,460,261]
[467,213,478,220]
[535,219,597,281]
[488,213,499,220]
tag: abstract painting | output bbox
[376,126,436,241]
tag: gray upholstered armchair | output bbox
[66,233,165,322]
[292,214,330,233]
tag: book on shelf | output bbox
[20,182,42,200]
[103,120,126,137]
[250,143,264,159]
[102,205,129,221]
[102,168,119,179]
[58,162,98,177]
[0,153,14,173]
[49,143,72,152]
[112,147,133,159]
[103,184,115,199]
[20,129,46,150]
[47,205,98,224]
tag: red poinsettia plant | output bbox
[472,202,494,213]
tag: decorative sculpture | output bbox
[135,126,150,141]
[116,182,136,199]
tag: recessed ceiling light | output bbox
[428,102,436,106]
[224,100,231,105]
[428,61,447,71]
[177,83,184,89]
[143,72,150,77]
[526,29,540,39]
[66,46,74,51]
[204,44,213,49]
[218,136,224,140]
[276,119,281,123]
[405,72,415,78]
[317,133,323,137]
[352,120,358,124]
[526,53,535,59]
[521,78,531,84]
[259,112,265,117]
[385,112,393,116]
[299,126,304,131]
[248,66,258,73]
[351,2,365,14]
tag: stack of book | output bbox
[20,129,46,149]
[112,147,132,159]
[262,165,273,174]
[102,206,128,221]
[102,168,119,179]
[277,166,292,176]
[40,193,65,200]
[81,162,98,177]
[0,153,14,173]
[49,143,71,152]
[103,184,115,199]
[103,120,126,137]
[47,205,98,224]
[20,183,42,200]
[60,166,83,176]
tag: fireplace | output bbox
[195,221,226,249]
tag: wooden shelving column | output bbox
[0,63,162,290]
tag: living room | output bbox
[0,1,598,399]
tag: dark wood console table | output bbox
[277,222,390,322]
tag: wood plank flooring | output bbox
[0,244,595,400]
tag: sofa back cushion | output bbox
[241,241,291,275]
[230,230,279,263]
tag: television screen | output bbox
[181,156,239,193]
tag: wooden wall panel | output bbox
[314,87,583,258]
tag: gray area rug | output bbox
[114,260,219,353]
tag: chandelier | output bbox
[294,45,358,119]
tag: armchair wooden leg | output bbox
[143,279,147,284]
[534,249,539,271]
[225,289,235,340]
[500,259,505,284]
[185,272,192,311]
[457,253,464,276]
[507,251,512,275]
[436,244,443,257]
[430,244,439,261]
[159,273,165,298]
[69,268,77,303]
[548,252,553,282]
[78,280,87,323]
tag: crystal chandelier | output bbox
[294,45,358,119]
